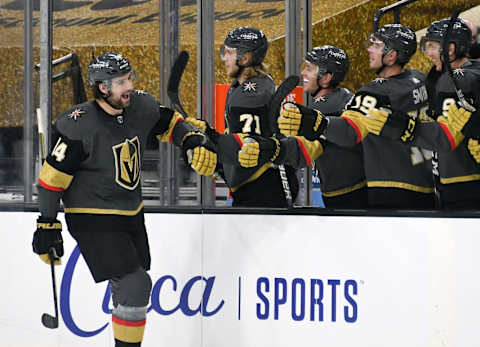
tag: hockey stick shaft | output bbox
[41,248,59,329]
[268,75,300,207]
[443,9,476,112]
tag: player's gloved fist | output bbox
[32,217,63,265]
[365,108,416,142]
[445,103,473,134]
[278,102,327,140]
[467,138,480,164]
[238,135,284,168]
[182,132,217,176]
[444,102,480,138]
[184,117,221,143]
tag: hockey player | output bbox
[463,18,480,59]
[32,52,216,346]
[187,26,299,207]
[244,24,435,209]
[298,46,366,208]
[368,18,480,209]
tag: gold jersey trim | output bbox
[64,202,144,215]
[39,161,74,190]
[231,163,272,193]
[156,111,183,143]
[440,174,480,185]
[367,180,434,193]
[322,181,367,197]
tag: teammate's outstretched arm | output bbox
[364,103,465,153]
[152,106,218,176]
[234,134,323,169]
[278,101,369,147]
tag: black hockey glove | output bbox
[32,217,63,265]
[182,131,218,176]
[278,102,328,140]
[364,108,417,142]
[184,117,221,144]
[238,135,285,168]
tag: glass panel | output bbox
[0,0,26,201]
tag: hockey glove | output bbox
[32,217,63,265]
[182,132,217,176]
[184,117,221,144]
[278,102,328,140]
[468,138,480,164]
[444,102,480,138]
[365,108,416,142]
[445,103,473,134]
[238,135,284,168]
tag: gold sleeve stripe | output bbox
[437,117,464,150]
[38,161,73,191]
[341,110,368,143]
[156,111,184,143]
[322,181,367,197]
[231,163,272,193]
[112,316,146,344]
[367,181,434,193]
[440,174,480,185]
[64,202,144,215]
[295,137,323,166]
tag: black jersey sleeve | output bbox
[152,105,197,146]
[413,120,465,152]
[279,136,324,168]
[38,125,88,192]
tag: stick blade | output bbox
[267,75,300,135]
[41,313,58,329]
[167,50,189,94]
[167,51,190,117]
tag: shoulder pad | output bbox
[133,89,152,97]
[55,101,95,139]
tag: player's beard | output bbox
[106,91,131,109]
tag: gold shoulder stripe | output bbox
[156,111,184,143]
[39,161,73,190]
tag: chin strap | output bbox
[310,74,324,97]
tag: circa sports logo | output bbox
[60,246,225,337]
[112,136,140,190]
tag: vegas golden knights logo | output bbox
[112,136,141,190]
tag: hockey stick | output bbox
[167,50,190,118]
[41,248,59,329]
[267,75,300,207]
[442,9,476,112]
